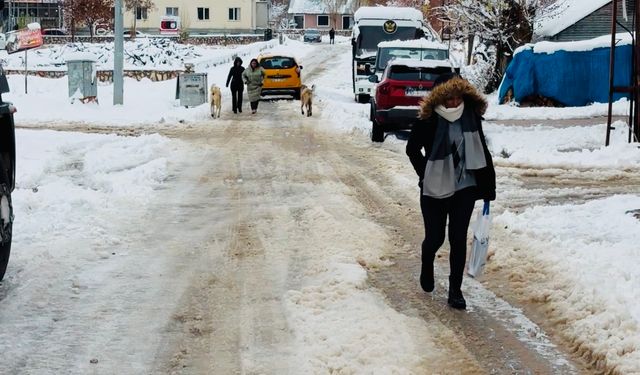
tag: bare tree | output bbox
[124,0,156,38]
[435,0,560,91]
[63,0,113,42]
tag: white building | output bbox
[123,0,271,35]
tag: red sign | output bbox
[6,27,44,54]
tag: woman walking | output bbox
[242,58,266,114]
[226,57,245,113]
[406,73,496,310]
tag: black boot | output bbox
[447,289,466,310]
[420,261,434,292]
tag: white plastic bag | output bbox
[467,210,491,278]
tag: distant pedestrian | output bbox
[226,57,245,114]
[329,28,335,44]
[406,73,496,310]
[242,58,265,114]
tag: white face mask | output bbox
[435,102,464,122]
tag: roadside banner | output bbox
[6,23,44,54]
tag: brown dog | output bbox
[300,84,315,117]
[210,85,222,118]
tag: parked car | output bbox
[257,54,303,99]
[42,28,67,36]
[123,30,148,38]
[369,58,455,142]
[303,29,321,43]
[0,67,16,281]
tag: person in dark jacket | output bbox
[406,73,496,310]
[226,57,245,113]
[329,28,335,44]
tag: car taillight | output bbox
[378,83,389,95]
[295,67,301,76]
[390,86,405,97]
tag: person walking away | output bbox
[406,73,496,310]
[329,28,335,44]
[226,57,245,113]
[242,58,265,114]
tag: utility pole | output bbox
[113,0,124,105]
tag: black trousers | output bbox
[231,87,243,112]
[420,187,476,293]
[250,101,259,110]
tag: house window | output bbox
[136,7,148,20]
[317,15,329,27]
[293,15,304,29]
[197,7,210,20]
[166,7,179,16]
[229,7,240,21]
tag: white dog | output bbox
[210,85,222,118]
[300,84,315,117]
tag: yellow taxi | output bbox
[257,54,303,99]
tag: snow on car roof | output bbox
[387,58,453,69]
[535,0,609,37]
[354,6,423,22]
[377,39,448,50]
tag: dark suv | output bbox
[369,58,454,142]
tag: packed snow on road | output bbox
[0,34,639,374]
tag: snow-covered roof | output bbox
[288,0,356,15]
[354,6,423,22]
[535,0,610,37]
[515,32,632,56]
[387,58,452,69]
[377,39,448,50]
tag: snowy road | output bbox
[3,41,631,373]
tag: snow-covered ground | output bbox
[2,35,640,372]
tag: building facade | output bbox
[2,0,63,32]
[123,0,271,34]
[0,0,270,34]
[287,0,355,30]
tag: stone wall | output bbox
[43,34,265,46]
[5,69,181,82]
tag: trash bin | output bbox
[176,72,208,107]
[264,28,272,41]
[66,53,98,104]
[0,65,16,281]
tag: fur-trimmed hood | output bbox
[418,77,487,120]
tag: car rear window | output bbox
[260,57,296,69]
[388,65,452,81]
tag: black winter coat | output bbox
[226,64,245,90]
[406,112,496,201]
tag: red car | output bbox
[369,58,454,142]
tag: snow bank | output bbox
[493,195,640,372]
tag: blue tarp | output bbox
[498,44,632,106]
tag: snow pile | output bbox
[486,121,640,170]
[492,195,640,372]
[0,38,279,71]
[14,130,185,245]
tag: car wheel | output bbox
[371,119,384,142]
[293,88,301,100]
[0,170,12,282]
[0,231,11,281]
